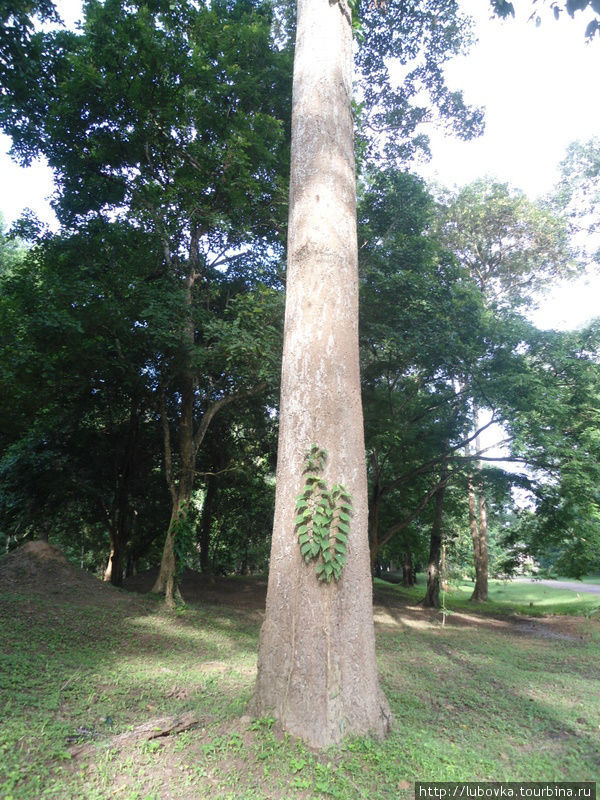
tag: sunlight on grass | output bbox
[376,575,600,616]
[2,580,600,799]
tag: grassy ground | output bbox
[379,575,600,617]
[1,559,599,799]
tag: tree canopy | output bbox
[0,0,598,612]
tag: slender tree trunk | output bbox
[423,481,446,608]
[252,0,390,747]
[468,422,488,602]
[103,398,139,587]
[472,476,489,600]
[153,371,196,606]
[199,474,216,574]
[103,518,130,588]
[468,474,488,601]
[402,548,414,587]
[126,552,136,578]
[38,517,50,542]
[103,535,115,583]
[240,542,250,575]
[441,542,447,590]
[368,484,381,572]
[105,538,125,587]
[467,472,480,573]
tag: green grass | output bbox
[1,582,599,799]
[375,575,600,617]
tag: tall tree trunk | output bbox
[103,534,115,583]
[467,472,480,577]
[423,481,446,608]
[252,0,390,747]
[103,513,131,588]
[153,499,186,606]
[126,552,136,578]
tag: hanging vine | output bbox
[294,445,353,583]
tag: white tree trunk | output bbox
[251,0,391,747]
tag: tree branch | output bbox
[192,382,266,457]
[378,472,454,552]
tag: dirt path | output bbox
[514,577,600,594]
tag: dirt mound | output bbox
[123,567,268,610]
[12,539,68,563]
[0,540,129,605]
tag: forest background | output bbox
[0,0,599,603]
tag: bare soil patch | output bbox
[123,565,269,609]
[0,541,127,605]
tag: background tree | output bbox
[355,0,484,165]
[358,169,490,605]
[435,179,576,308]
[486,321,600,579]
[0,219,172,579]
[554,137,600,265]
[490,0,600,39]
[434,178,576,600]
[0,0,292,603]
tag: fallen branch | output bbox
[67,711,200,758]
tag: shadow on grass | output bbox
[0,586,263,799]
[375,615,600,781]
[374,576,600,617]
[2,574,599,798]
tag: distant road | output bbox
[514,577,600,595]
